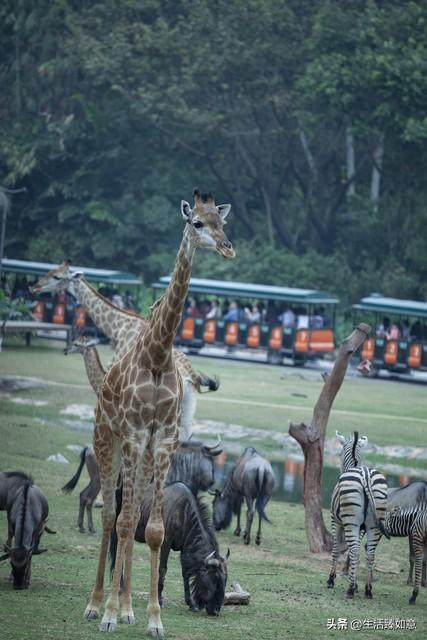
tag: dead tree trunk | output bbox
[289,323,371,553]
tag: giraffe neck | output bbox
[69,278,135,340]
[142,229,195,366]
[83,347,106,395]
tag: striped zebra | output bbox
[327,431,389,598]
[385,504,427,605]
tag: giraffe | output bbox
[64,336,105,395]
[84,189,235,636]
[30,260,217,439]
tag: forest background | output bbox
[1,0,427,313]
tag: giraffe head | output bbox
[30,261,83,295]
[181,188,235,259]
[64,336,99,355]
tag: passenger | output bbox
[223,301,240,322]
[206,299,221,320]
[401,320,410,340]
[296,307,309,330]
[185,297,201,317]
[376,316,390,338]
[386,323,400,340]
[310,308,324,329]
[245,305,261,324]
[410,320,422,340]
[280,306,296,328]
[112,291,125,309]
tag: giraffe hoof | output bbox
[99,620,117,633]
[147,625,164,639]
[84,606,100,620]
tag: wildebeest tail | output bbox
[255,468,272,524]
[109,485,123,580]
[61,446,88,494]
[193,370,220,393]
[361,467,390,540]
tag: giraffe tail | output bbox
[61,446,88,494]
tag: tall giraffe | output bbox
[31,261,218,439]
[84,190,235,636]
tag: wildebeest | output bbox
[62,446,100,534]
[212,447,275,545]
[62,438,222,534]
[110,482,228,615]
[0,476,55,589]
[388,481,427,587]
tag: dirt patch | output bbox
[0,375,47,391]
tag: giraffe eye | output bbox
[193,221,204,229]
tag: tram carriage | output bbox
[152,277,338,366]
[353,294,427,374]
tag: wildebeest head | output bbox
[211,489,233,531]
[1,545,33,589]
[169,438,222,495]
[191,549,229,616]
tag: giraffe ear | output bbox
[218,204,231,220]
[181,200,192,222]
[71,271,84,279]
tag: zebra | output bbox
[385,504,427,605]
[327,431,389,598]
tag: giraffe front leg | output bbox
[84,424,121,622]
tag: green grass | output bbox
[0,341,426,639]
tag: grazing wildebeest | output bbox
[0,477,55,589]
[110,482,228,615]
[388,481,427,587]
[212,447,275,545]
[385,504,427,604]
[62,438,222,534]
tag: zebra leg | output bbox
[407,537,415,585]
[409,536,423,605]
[344,526,360,598]
[364,526,380,599]
[327,521,341,588]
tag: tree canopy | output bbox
[1,0,426,308]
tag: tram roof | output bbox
[153,277,338,304]
[353,294,427,319]
[1,259,141,286]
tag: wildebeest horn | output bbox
[205,550,220,567]
[203,435,222,450]
[225,548,230,560]
[45,526,56,534]
[0,552,9,561]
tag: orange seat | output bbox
[247,324,261,348]
[309,329,334,353]
[294,329,309,353]
[269,326,283,350]
[408,343,422,369]
[362,338,375,361]
[74,306,87,329]
[225,321,238,346]
[53,303,65,324]
[181,317,195,341]
[203,319,216,343]
[384,339,398,365]
[33,301,45,322]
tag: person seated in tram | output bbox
[185,297,201,318]
[376,316,390,338]
[223,300,241,322]
[279,306,296,329]
[244,304,261,324]
[296,307,309,330]
[206,299,222,320]
[386,322,400,340]
[310,307,324,329]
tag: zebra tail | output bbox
[61,446,88,494]
[363,469,390,539]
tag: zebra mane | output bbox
[351,431,359,466]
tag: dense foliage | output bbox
[1,0,426,308]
